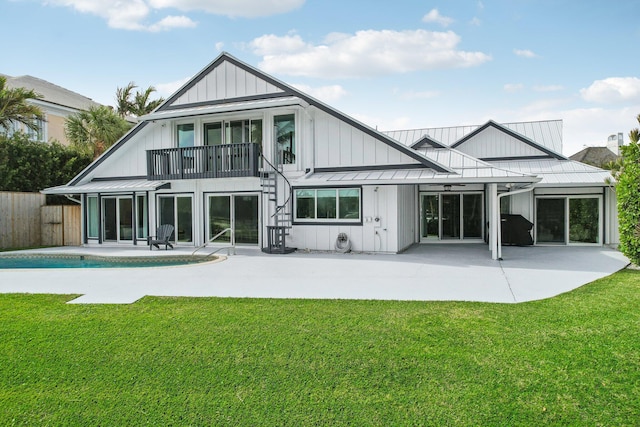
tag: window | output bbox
[87,196,99,239]
[136,195,148,239]
[158,195,193,243]
[177,123,194,148]
[275,114,295,164]
[294,188,361,223]
[204,119,262,146]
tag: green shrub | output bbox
[0,132,92,195]
[616,123,640,265]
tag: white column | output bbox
[488,183,499,260]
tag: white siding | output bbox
[397,185,416,251]
[170,61,285,107]
[456,127,549,159]
[313,110,419,169]
[290,185,401,253]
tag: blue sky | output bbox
[2,0,639,155]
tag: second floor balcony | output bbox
[147,143,260,180]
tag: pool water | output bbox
[0,254,213,269]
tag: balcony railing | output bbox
[147,143,260,180]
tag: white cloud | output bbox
[580,77,640,104]
[147,15,197,32]
[422,9,454,27]
[156,76,191,97]
[514,49,538,58]
[44,0,303,31]
[215,42,224,51]
[290,84,347,102]
[469,17,481,26]
[504,83,524,93]
[251,30,491,78]
[148,0,304,18]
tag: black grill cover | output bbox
[500,214,534,246]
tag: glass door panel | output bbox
[177,196,193,243]
[118,198,133,241]
[103,198,117,241]
[158,196,176,241]
[421,194,439,240]
[441,194,460,239]
[463,194,482,239]
[234,195,259,244]
[136,195,147,240]
[536,198,565,243]
[209,196,231,243]
[569,198,599,243]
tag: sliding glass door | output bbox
[536,196,601,244]
[157,195,193,244]
[102,196,133,242]
[420,193,484,241]
[207,194,259,245]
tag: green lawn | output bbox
[1,271,639,426]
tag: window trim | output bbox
[293,186,362,225]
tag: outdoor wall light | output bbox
[444,184,452,192]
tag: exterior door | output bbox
[158,195,193,244]
[207,194,259,245]
[420,193,484,241]
[102,196,133,242]
[536,196,601,244]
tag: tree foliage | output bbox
[0,76,45,133]
[616,114,640,265]
[115,82,164,118]
[0,132,92,193]
[65,105,131,159]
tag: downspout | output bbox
[496,184,536,260]
[65,195,81,204]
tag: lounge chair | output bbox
[148,224,175,250]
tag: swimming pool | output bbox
[0,254,215,269]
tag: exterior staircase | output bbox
[260,155,296,254]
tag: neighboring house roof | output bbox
[569,146,619,168]
[489,159,613,187]
[3,74,101,111]
[384,119,564,154]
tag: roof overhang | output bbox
[296,169,541,187]
[42,179,169,195]
[141,96,307,121]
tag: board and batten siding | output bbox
[457,126,549,159]
[396,185,416,252]
[313,110,416,169]
[171,61,285,107]
[290,185,408,253]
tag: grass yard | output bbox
[1,270,639,426]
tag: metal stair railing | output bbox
[260,154,295,253]
[192,228,236,256]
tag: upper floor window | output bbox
[204,119,262,147]
[274,114,295,165]
[177,123,194,148]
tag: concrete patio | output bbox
[0,244,630,304]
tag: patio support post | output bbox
[488,183,499,260]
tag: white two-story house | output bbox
[44,53,617,260]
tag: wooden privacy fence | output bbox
[41,205,81,247]
[0,192,81,249]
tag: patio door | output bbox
[420,193,483,241]
[207,194,259,245]
[535,196,601,244]
[157,195,193,244]
[102,196,133,242]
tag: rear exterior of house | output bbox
[44,53,617,259]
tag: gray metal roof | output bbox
[384,119,563,153]
[42,179,168,194]
[489,159,613,187]
[3,74,101,111]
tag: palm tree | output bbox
[0,76,45,134]
[115,82,164,118]
[115,81,136,118]
[65,106,131,159]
